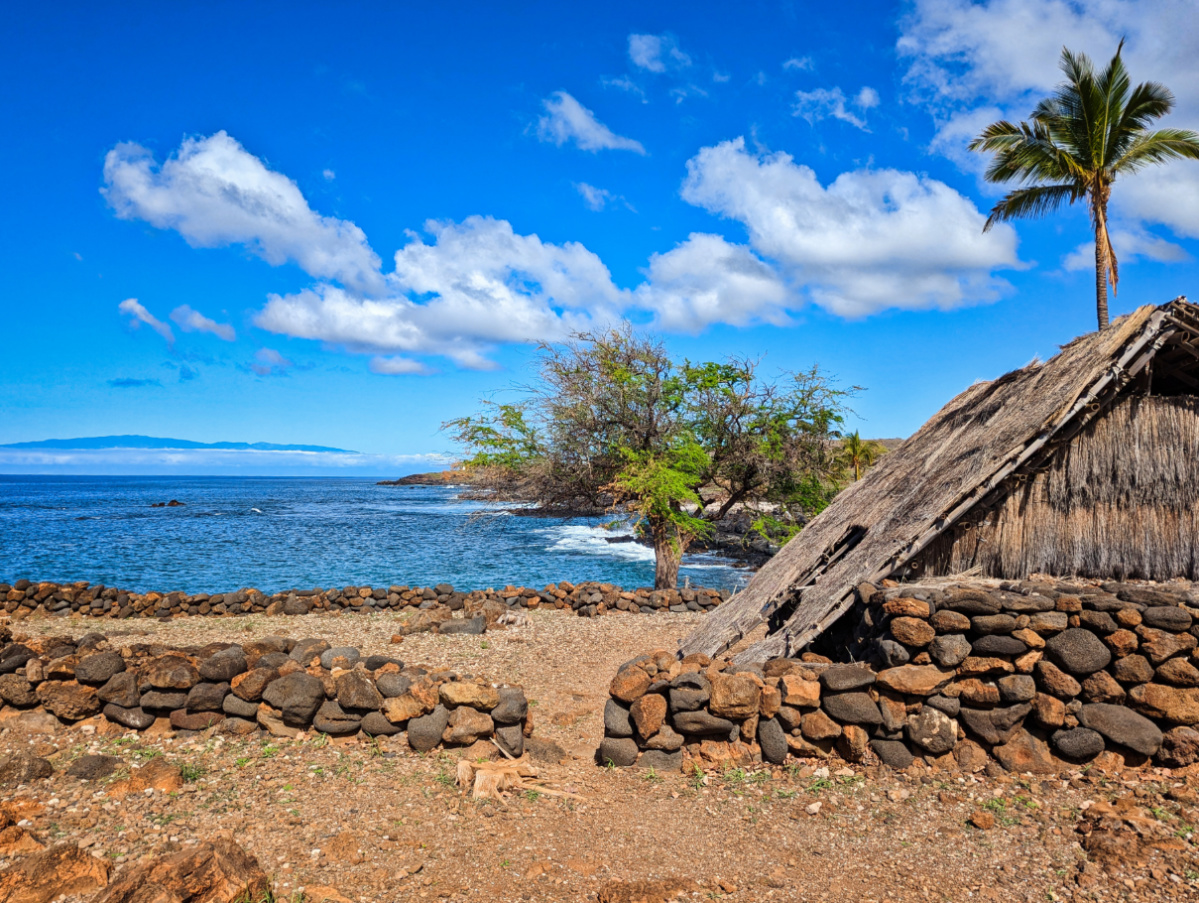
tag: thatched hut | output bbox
[682,296,1199,665]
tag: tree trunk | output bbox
[652,524,683,590]
[1094,208,1110,330]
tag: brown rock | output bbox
[758,685,781,719]
[630,693,667,739]
[1104,629,1139,658]
[1014,651,1043,673]
[930,610,971,632]
[609,667,651,703]
[0,825,44,857]
[1081,670,1126,704]
[890,617,936,647]
[836,724,870,762]
[1156,658,1199,687]
[779,673,820,707]
[800,709,842,741]
[954,739,990,773]
[1127,683,1199,725]
[956,679,1000,707]
[992,728,1058,774]
[142,655,199,690]
[1114,608,1143,629]
[1137,626,1197,665]
[230,667,278,702]
[0,843,110,903]
[1031,693,1066,729]
[439,682,500,711]
[875,665,952,696]
[382,692,432,724]
[106,758,183,800]
[92,838,269,903]
[1157,726,1199,767]
[442,706,493,745]
[957,657,1015,678]
[255,703,296,739]
[709,673,761,719]
[1011,628,1045,650]
[883,598,931,618]
[0,752,53,787]
[1035,661,1082,698]
[1112,654,1156,684]
[969,810,996,830]
[169,710,221,731]
[34,680,100,721]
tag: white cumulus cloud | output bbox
[575,182,614,211]
[535,92,646,154]
[255,216,628,368]
[680,138,1022,316]
[1062,228,1189,272]
[793,86,879,131]
[170,305,236,341]
[118,298,174,344]
[636,233,791,331]
[628,33,691,73]
[103,131,384,294]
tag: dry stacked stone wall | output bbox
[0,630,531,755]
[0,579,727,622]
[599,577,1199,773]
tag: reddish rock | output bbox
[758,685,782,719]
[230,667,278,702]
[883,598,931,619]
[1127,683,1199,725]
[889,617,935,647]
[442,706,493,745]
[709,673,761,719]
[439,682,500,710]
[630,693,667,739]
[35,680,100,721]
[169,710,222,731]
[956,679,1000,707]
[1156,726,1199,767]
[800,709,842,741]
[874,665,952,696]
[609,667,651,703]
[1157,658,1199,687]
[0,843,110,902]
[1081,670,1126,704]
[957,657,1015,678]
[836,724,871,763]
[779,674,821,707]
[92,838,269,903]
[1137,626,1197,665]
[1031,693,1066,729]
[930,610,971,632]
[1112,654,1156,685]
[992,728,1058,774]
[1104,629,1139,658]
[1035,661,1082,698]
[141,655,200,690]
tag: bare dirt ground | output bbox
[4,608,1199,903]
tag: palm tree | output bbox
[969,42,1199,329]
[839,431,884,482]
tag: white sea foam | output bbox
[543,524,655,562]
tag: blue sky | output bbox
[2,1,1198,474]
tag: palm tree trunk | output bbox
[1094,207,1110,330]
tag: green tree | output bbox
[838,431,885,482]
[444,328,853,589]
[969,42,1199,329]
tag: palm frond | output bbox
[1114,129,1199,173]
[983,184,1078,231]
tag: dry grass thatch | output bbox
[915,395,1199,580]
[682,296,1199,664]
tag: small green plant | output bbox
[260,744,280,759]
[179,764,205,783]
[807,777,832,794]
[480,640,490,650]
[235,757,251,768]
[435,768,456,789]
[643,767,662,784]
[523,789,541,802]
[688,763,708,791]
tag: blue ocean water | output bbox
[0,476,752,594]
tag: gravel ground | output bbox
[4,608,1199,903]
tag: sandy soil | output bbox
[3,608,1198,902]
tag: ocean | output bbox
[0,476,752,594]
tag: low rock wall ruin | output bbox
[599,577,1199,773]
[0,579,727,621]
[0,631,531,755]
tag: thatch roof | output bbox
[681,296,1199,665]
